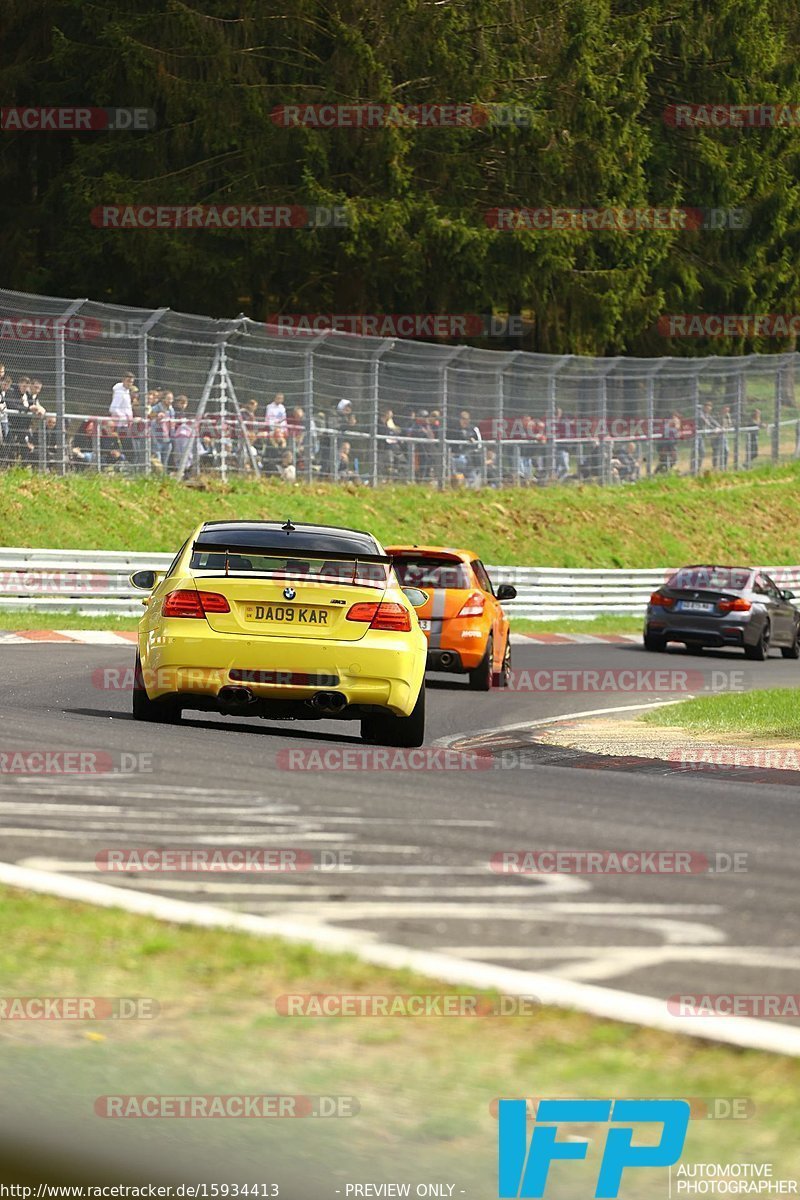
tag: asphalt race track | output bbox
[1,637,798,1025]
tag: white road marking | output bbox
[1,860,796,1056]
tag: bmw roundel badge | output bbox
[283,586,296,600]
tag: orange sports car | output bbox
[386,545,517,689]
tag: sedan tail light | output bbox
[346,601,411,631]
[649,591,676,609]
[457,592,486,618]
[162,589,230,618]
[718,596,752,614]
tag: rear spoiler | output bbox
[192,541,392,564]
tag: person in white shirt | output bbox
[109,372,135,421]
[265,392,287,433]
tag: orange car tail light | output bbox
[649,591,676,609]
[163,589,230,618]
[718,596,751,614]
[457,592,486,618]
[346,601,411,632]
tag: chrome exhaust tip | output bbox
[309,690,348,714]
[217,684,256,709]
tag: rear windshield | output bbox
[190,550,388,588]
[392,557,470,589]
[667,566,751,592]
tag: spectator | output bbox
[150,390,174,470]
[715,404,732,469]
[337,439,361,483]
[746,407,762,466]
[615,441,641,482]
[451,409,482,484]
[277,449,296,482]
[380,407,405,477]
[484,448,500,487]
[109,371,135,421]
[414,409,437,480]
[655,413,680,474]
[266,392,288,434]
[0,374,9,452]
[578,437,603,481]
[43,415,60,469]
[70,417,98,468]
[171,395,195,472]
[99,420,127,471]
[694,401,719,471]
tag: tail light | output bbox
[718,596,751,614]
[346,601,411,632]
[457,592,486,618]
[649,591,676,609]
[162,589,230,618]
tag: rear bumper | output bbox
[424,619,488,669]
[645,608,755,648]
[139,623,426,716]
[426,648,464,672]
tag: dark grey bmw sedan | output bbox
[643,565,800,659]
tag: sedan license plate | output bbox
[678,600,714,613]
[418,619,431,632]
[243,603,328,626]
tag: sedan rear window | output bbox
[667,566,752,592]
[190,550,388,588]
[392,557,470,589]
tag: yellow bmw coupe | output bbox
[130,520,428,746]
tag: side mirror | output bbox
[782,590,795,601]
[130,569,160,591]
[402,587,429,608]
[496,583,517,601]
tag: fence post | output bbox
[691,370,701,475]
[55,298,86,475]
[439,347,466,488]
[371,340,392,487]
[138,307,168,475]
[646,373,655,477]
[734,366,743,470]
[773,361,782,464]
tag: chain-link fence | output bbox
[1,285,798,486]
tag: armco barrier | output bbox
[1,548,799,620]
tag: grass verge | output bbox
[0,885,797,1191]
[3,461,800,566]
[640,689,800,740]
[0,609,641,635]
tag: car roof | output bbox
[197,521,384,558]
[385,544,475,563]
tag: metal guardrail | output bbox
[2,548,800,619]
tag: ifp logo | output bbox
[498,1098,689,1197]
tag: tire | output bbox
[361,684,425,748]
[132,653,182,723]
[744,623,770,661]
[493,637,512,688]
[643,633,666,652]
[781,625,800,659]
[468,636,494,691]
